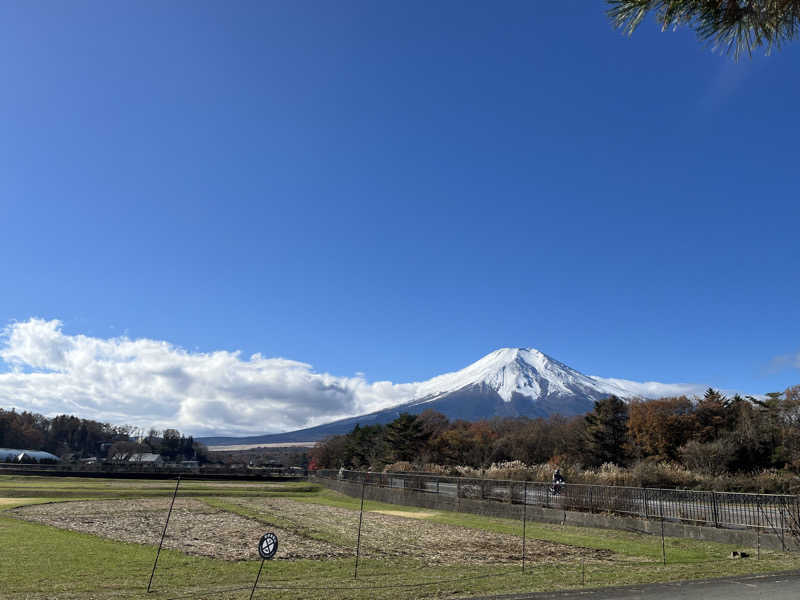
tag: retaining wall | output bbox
[313,475,799,553]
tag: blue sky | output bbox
[1,2,798,433]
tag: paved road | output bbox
[470,570,800,600]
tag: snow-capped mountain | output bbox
[200,347,705,445]
[411,347,651,405]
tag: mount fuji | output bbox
[199,348,705,445]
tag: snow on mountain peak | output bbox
[413,347,601,402]
[410,347,708,405]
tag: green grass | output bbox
[2,474,800,599]
[0,474,317,498]
[289,488,732,562]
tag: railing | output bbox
[0,462,306,479]
[313,469,800,538]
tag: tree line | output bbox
[310,386,800,478]
[106,428,208,463]
[0,409,132,458]
[0,409,207,463]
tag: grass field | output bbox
[2,474,800,599]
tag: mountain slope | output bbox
[199,347,704,445]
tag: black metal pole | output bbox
[522,481,527,573]
[354,479,366,579]
[658,491,666,566]
[757,501,761,560]
[147,475,181,593]
[780,500,786,551]
[249,558,265,600]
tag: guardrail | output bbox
[313,469,800,538]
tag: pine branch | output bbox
[607,0,800,59]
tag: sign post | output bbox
[249,532,278,600]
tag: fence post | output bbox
[711,492,720,528]
[147,475,181,593]
[658,490,666,566]
[643,487,649,519]
[780,500,786,551]
[522,481,528,573]
[354,480,366,579]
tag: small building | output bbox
[128,453,163,465]
[0,448,61,464]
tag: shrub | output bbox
[680,439,738,476]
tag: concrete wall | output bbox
[313,475,798,553]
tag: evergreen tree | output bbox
[584,396,629,466]
[385,413,429,463]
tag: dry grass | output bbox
[227,496,614,566]
[11,498,347,561]
[372,509,437,519]
[11,496,614,568]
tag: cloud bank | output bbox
[0,319,725,438]
[0,319,417,436]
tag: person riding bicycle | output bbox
[552,468,565,494]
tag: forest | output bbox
[0,409,206,463]
[310,386,800,493]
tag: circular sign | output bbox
[258,532,278,560]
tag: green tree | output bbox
[385,414,429,464]
[584,396,630,466]
[344,424,386,469]
[608,0,800,59]
[693,388,733,442]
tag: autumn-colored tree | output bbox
[436,420,498,468]
[628,396,695,460]
[309,435,349,469]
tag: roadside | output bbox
[470,569,800,600]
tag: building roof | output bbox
[0,448,61,462]
[129,453,162,463]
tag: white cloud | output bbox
[0,319,417,436]
[588,376,710,399]
[767,351,800,374]
[0,319,734,438]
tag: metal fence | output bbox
[314,469,800,538]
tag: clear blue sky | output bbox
[2,1,798,398]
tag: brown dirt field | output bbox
[11,498,348,561]
[11,497,614,567]
[228,497,615,566]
